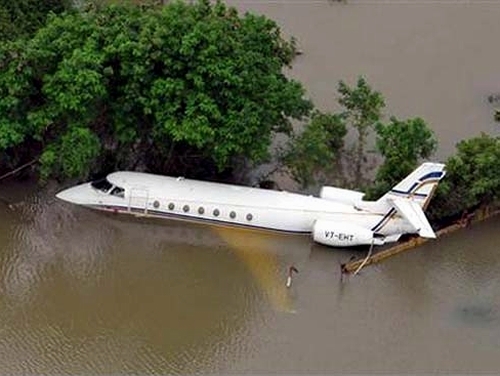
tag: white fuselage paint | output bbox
[56,172,413,237]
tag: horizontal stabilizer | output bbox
[390,198,436,238]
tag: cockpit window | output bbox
[110,186,125,198]
[91,178,113,193]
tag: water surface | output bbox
[0,181,499,373]
[2,1,500,373]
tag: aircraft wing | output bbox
[389,197,436,238]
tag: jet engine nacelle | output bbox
[319,186,365,205]
[312,220,384,247]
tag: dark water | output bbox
[1,179,500,373]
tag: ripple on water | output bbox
[3,190,116,304]
[453,303,499,328]
[1,183,296,374]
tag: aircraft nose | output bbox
[56,183,92,204]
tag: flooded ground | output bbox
[226,0,500,159]
[1,0,500,373]
[0,179,500,374]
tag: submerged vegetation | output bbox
[280,77,499,224]
[427,133,500,223]
[0,0,498,225]
[281,77,438,195]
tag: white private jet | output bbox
[56,162,445,248]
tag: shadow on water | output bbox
[428,218,500,331]
[2,180,500,373]
[0,183,316,374]
[453,304,498,327]
[94,207,316,314]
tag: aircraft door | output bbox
[128,188,149,214]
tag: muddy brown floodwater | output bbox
[1,178,500,374]
[226,0,500,160]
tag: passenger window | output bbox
[109,186,125,198]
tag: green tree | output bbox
[337,77,385,188]
[0,0,311,180]
[0,0,71,41]
[281,111,346,188]
[39,127,101,180]
[366,116,437,199]
[427,133,500,221]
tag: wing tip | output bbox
[418,229,436,239]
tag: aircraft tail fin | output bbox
[377,162,446,210]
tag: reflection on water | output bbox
[0,181,312,374]
[1,1,500,372]
[1,181,500,373]
[226,0,500,159]
[454,304,497,327]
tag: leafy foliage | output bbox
[337,77,385,187]
[427,133,500,221]
[281,111,346,188]
[365,116,437,199]
[0,0,311,180]
[40,127,102,180]
[0,0,70,41]
[280,77,385,189]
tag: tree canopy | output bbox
[280,77,438,194]
[366,116,437,199]
[280,77,385,190]
[0,0,70,41]
[427,133,500,221]
[281,110,346,188]
[0,0,311,180]
[337,77,385,187]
